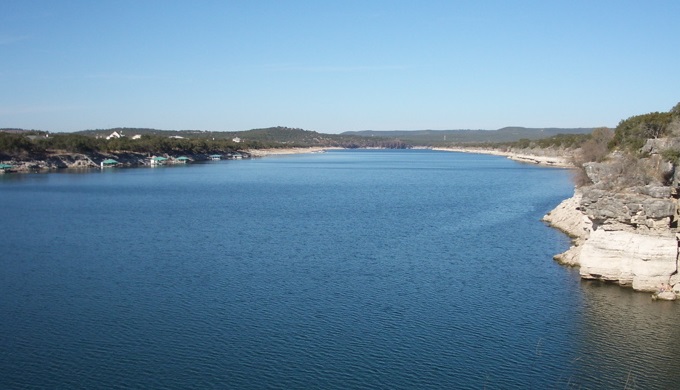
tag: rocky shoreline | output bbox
[442,145,679,301]
[542,187,679,300]
[3,146,571,172]
[0,147,348,173]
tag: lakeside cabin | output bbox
[100,159,119,168]
[0,163,14,173]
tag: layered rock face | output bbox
[541,192,590,267]
[544,147,680,296]
[579,229,677,291]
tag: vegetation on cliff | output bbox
[568,102,680,189]
[546,103,680,296]
[609,108,678,152]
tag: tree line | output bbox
[0,130,411,160]
[0,133,244,158]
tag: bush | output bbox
[38,134,102,153]
[570,128,614,187]
[660,148,680,165]
[0,132,45,157]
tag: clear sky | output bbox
[2,0,679,133]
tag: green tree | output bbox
[609,111,673,152]
[670,102,680,117]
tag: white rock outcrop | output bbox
[542,191,590,266]
[579,229,678,291]
[545,188,680,296]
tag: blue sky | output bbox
[1,0,679,133]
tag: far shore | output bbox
[245,147,341,157]
[248,146,575,169]
[1,146,574,173]
[432,147,574,168]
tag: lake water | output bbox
[1,149,679,389]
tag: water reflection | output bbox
[572,280,680,389]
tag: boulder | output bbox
[653,291,677,301]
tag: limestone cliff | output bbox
[544,142,680,299]
[542,192,590,267]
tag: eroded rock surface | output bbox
[579,229,677,291]
[545,145,680,297]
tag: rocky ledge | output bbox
[543,144,680,300]
[2,151,253,171]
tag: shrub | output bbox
[570,128,614,187]
[609,112,673,152]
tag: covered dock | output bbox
[100,159,119,168]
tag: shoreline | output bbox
[433,147,574,168]
[2,146,575,173]
[245,147,338,157]
[1,147,340,173]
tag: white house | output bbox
[106,131,124,140]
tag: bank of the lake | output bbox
[437,146,680,301]
[433,146,573,168]
[1,148,331,172]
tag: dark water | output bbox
[1,149,678,389]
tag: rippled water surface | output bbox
[1,149,679,389]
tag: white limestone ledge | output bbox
[579,229,678,292]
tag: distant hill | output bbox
[74,126,339,142]
[71,126,410,149]
[74,127,221,138]
[341,127,595,144]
